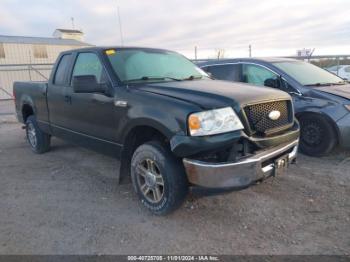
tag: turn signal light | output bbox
[188,115,201,130]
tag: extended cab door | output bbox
[47,53,74,130]
[64,52,119,145]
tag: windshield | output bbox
[105,48,208,83]
[273,61,345,86]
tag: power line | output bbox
[71,17,75,29]
[117,5,124,46]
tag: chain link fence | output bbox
[0,63,53,99]
[0,41,89,100]
[294,55,350,78]
[2,50,350,100]
[194,54,350,80]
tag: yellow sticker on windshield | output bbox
[105,49,116,55]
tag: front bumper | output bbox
[183,139,298,191]
[336,113,350,149]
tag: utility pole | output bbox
[117,5,124,46]
[71,17,75,29]
[194,46,197,60]
[249,44,252,57]
[308,48,315,62]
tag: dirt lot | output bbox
[0,100,349,255]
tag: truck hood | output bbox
[134,79,291,110]
[315,84,350,101]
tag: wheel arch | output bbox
[118,123,172,184]
[22,103,34,122]
[20,94,36,123]
[296,111,340,146]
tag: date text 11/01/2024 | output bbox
[127,255,219,261]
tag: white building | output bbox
[0,29,92,99]
[53,29,85,41]
[296,48,313,57]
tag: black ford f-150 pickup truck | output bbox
[14,47,299,215]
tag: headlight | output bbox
[345,105,350,111]
[188,107,244,136]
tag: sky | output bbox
[0,0,349,59]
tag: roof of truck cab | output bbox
[61,46,176,53]
[196,57,298,67]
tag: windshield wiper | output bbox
[182,75,203,80]
[125,76,182,83]
[305,81,346,87]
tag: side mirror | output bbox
[264,78,281,88]
[72,75,107,94]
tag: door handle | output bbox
[91,94,113,104]
[64,95,71,104]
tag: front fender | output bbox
[120,117,181,143]
[295,95,348,122]
[118,88,200,144]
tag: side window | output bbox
[54,54,72,85]
[205,64,241,81]
[72,53,105,84]
[242,64,279,87]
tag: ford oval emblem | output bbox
[268,110,281,121]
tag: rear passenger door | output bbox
[204,64,242,82]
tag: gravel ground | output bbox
[0,101,349,255]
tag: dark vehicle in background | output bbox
[325,65,350,80]
[14,48,299,215]
[197,58,350,156]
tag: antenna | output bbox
[71,17,75,29]
[117,5,124,46]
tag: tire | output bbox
[25,115,51,154]
[131,141,188,215]
[299,114,337,156]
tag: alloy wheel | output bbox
[27,122,37,148]
[136,158,165,203]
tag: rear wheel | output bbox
[131,141,188,215]
[299,114,337,156]
[25,115,51,154]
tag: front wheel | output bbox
[131,141,188,215]
[299,114,337,156]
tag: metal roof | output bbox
[55,29,83,34]
[0,35,92,46]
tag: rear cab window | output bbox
[53,54,72,85]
